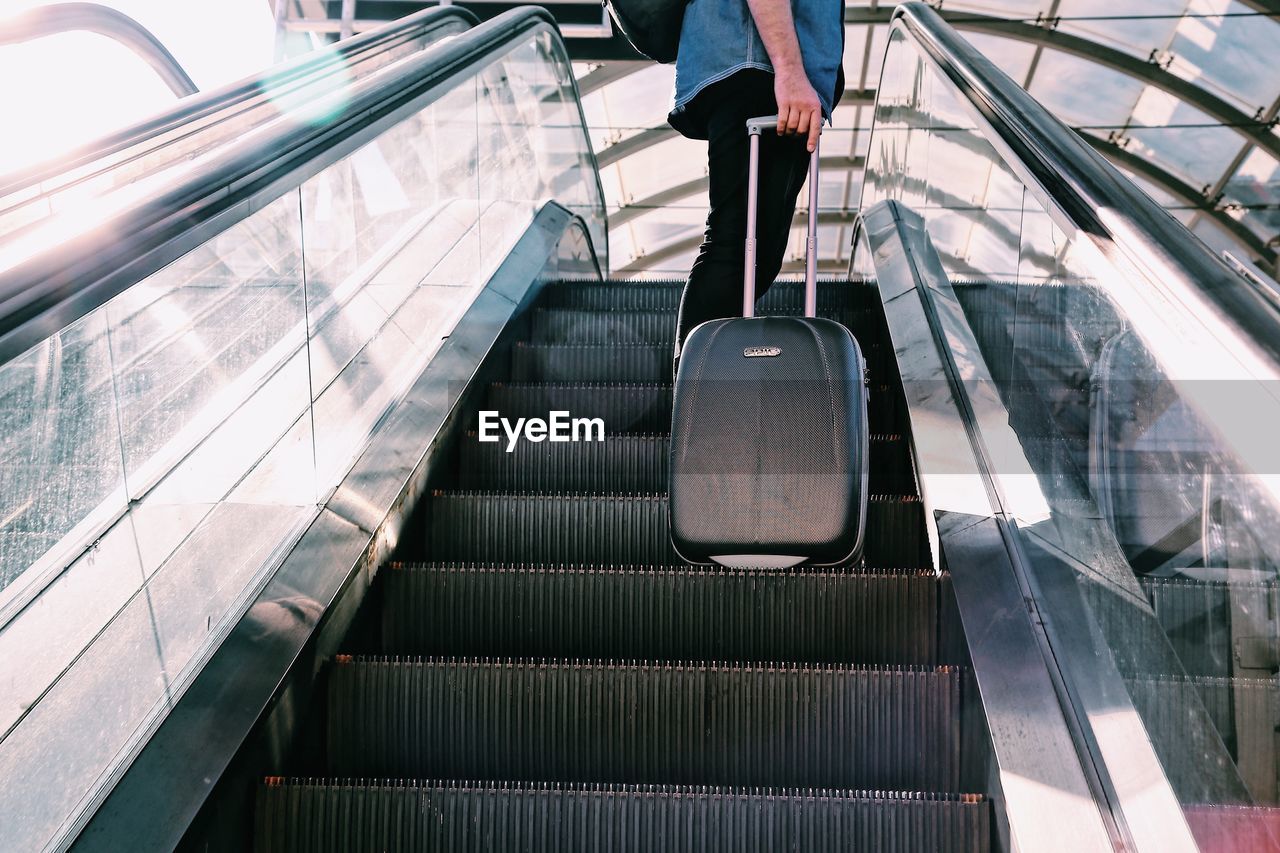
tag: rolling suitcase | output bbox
[669,115,869,568]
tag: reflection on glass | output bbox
[0,22,605,852]
[0,16,469,245]
[0,311,126,607]
[863,24,1280,848]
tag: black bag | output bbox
[669,116,869,568]
[604,0,685,64]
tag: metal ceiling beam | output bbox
[1019,0,1061,90]
[578,50,876,104]
[610,155,866,228]
[585,8,1278,274]
[1087,136,1276,264]
[845,6,1280,163]
[577,60,648,95]
[1187,91,1280,242]
[600,123,1272,270]
[595,89,876,168]
[1236,0,1280,15]
[616,210,856,275]
[598,126,677,167]
[615,177,1072,277]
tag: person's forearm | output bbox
[746,0,822,148]
[744,0,804,76]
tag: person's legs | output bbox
[674,71,812,357]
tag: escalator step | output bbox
[381,563,941,664]
[481,382,902,435]
[528,309,676,345]
[526,308,883,347]
[326,657,963,790]
[459,433,668,493]
[1139,577,1275,678]
[1127,674,1279,752]
[510,343,673,383]
[484,383,672,435]
[866,495,931,568]
[538,278,880,313]
[256,779,991,853]
[456,432,915,496]
[1126,674,1279,805]
[510,340,894,384]
[428,491,677,565]
[426,492,929,568]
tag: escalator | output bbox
[3,3,1280,852]
[253,276,993,849]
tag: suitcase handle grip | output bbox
[743,114,821,319]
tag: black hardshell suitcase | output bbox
[669,116,869,568]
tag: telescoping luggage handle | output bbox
[743,114,821,319]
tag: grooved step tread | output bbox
[1139,576,1280,679]
[456,431,916,496]
[327,656,963,791]
[256,779,991,853]
[481,382,902,435]
[258,277,977,850]
[426,491,930,568]
[510,340,895,385]
[381,563,945,664]
[526,308,884,346]
[537,278,881,312]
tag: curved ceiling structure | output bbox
[576,0,1280,278]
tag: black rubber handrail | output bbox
[0,5,604,364]
[0,4,477,204]
[890,2,1280,370]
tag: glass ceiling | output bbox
[576,0,1280,278]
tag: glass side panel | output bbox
[0,22,604,852]
[0,311,127,605]
[0,17,469,245]
[862,25,1280,850]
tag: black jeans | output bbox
[674,70,812,354]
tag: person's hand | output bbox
[774,68,822,152]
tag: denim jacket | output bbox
[669,0,844,139]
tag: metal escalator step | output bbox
[510,343,672,383]
[1126,674,1279,751]
[529,309,676,345]
[1125,674,1280,805]
[459,433,668,492]
[526,308,883,346]
[326,657,963,790]
[256,779,991,853]
[510,340,894,384]
[1139,577,1276,678]
[484,383,672,435]
[481,382,902,435]
[428,491,678,564]
[538,278,880,313]
[381,563,941,664]
[426,492,928,568]
[456,432,915,496]
[866,495,931,568]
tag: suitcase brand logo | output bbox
[743,346,782,358]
